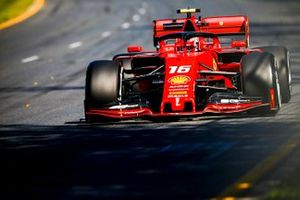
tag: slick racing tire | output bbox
[85,60,120,120]
[241,52,281,115]
[258,46,291,103]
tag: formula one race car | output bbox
[84,8,291,121]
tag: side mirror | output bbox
[127,45,143,53]
[231,41,246,48]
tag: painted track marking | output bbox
[138,8,146,15]
[214,131,300,199]
[21,55,39,63]
[69,41,82,49]
[101,31,111,38]
[121,22,130,29]
[132,14,140,22]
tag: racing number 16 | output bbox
[169,65,191,74]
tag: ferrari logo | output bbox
[168,75,191,85]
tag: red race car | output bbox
[84,8,291,121]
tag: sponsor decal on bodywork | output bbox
[168,75,191,85]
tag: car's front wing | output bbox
[85,100,269,119]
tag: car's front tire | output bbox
[85,60,121,121]
[241,52,281,115]
[258,46,291,103]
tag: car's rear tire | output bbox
[241,52,281,115]
[258,46,291,103]
[85,60,120,121]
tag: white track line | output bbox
[121,22,130,29]
[101,31,111,38]
[138,8,146,15]
[21,55,39,63]
[69,41,82,49]
[132,14,141,22]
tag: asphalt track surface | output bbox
[0,0,300,199]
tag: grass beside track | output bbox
[0,0,33,24]
[262,170,300,200]
[263,186,300,200]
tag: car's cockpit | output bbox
[158,32,221,53]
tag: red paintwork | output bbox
[201,16,249,46]
[219,62,240,72]
[85,9,269,120]
[153,15,249,47]
[127,45,143,53]
[162,53,198,112]
[86,101,267,119]
[270,88,276,109]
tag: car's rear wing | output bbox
[201,16,249,46]
[153,15,249,47]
